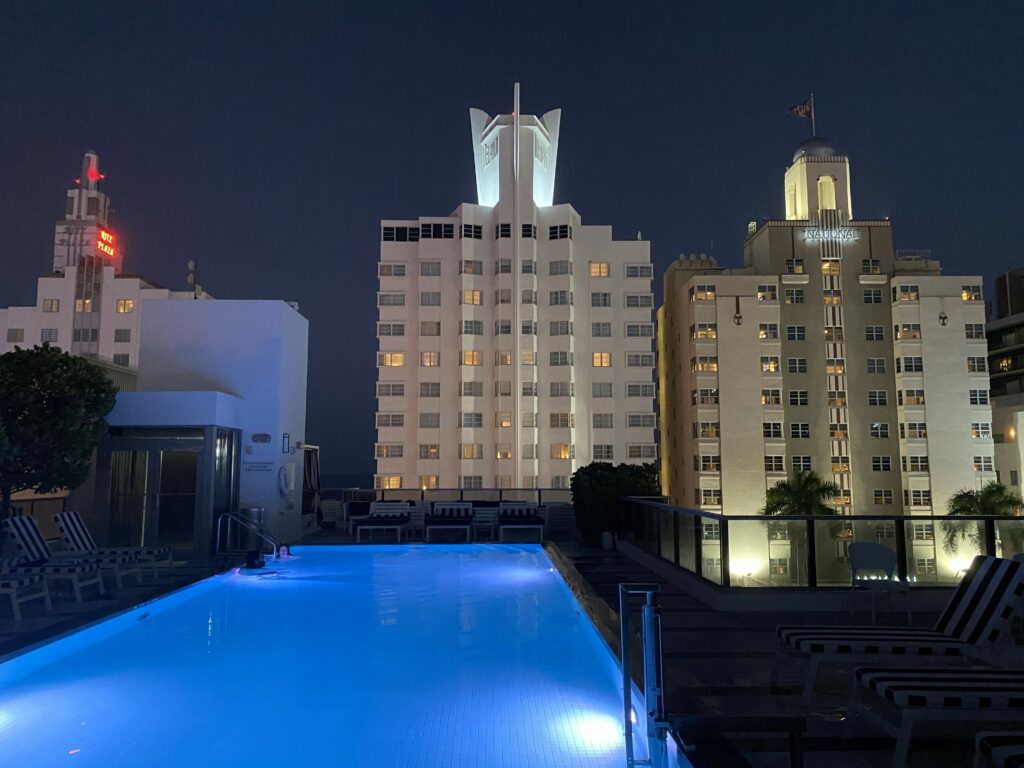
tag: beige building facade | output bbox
[659,138,993,520]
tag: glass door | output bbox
[155,449,200,550]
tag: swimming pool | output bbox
[0,545,649,767]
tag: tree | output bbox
[763,469,841,517]
[571,462,660,545]
[761,470,841,583]
[0,345,118,518]
[940,482,1024,555]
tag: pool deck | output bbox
[553,539,990,768]
[0,558,239,661]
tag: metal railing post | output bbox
[983,518,997,556]
[894,517,909,582]
[719,517,731,587]
[693,514,703,578]
[619,585,635,767]
[805,518,817,587]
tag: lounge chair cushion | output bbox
[4,560,101,576]
[856,666,1024,709]
[977,732,1024,768]
[0,571,44,589]
[933,555,1024,645]
[777,626,965,656]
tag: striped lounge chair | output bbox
[354,502,410,543]
[775,555,1024,707]
[0,558,52,621]
[54,510,175,577]
[425,503,475,542]
[850,667,1024,767]
[976,732,1024,768]
[497,503,544,543]
[3,514,141,592]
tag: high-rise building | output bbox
[658,136,993,517]
[375,89,657,491]
[0,151,205,370]
[987,269,1024,498]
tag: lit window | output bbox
[6,328,24,343]
[461,351,482,366]
[76,299,93,313]
[374,475,402,490]
[691,323,717,339]
[40,328,58,343]
[377,352,405,367]
[495,351,512,366]
[758,323,779,339]
[460,443,483,460]
[824,326,844,342]
[691,284,716,301]
[961,285,982,302]
[116,299,134,313]
[761,389,781,405]
[592,352,611,367]
[828,390,847,407]
[521,351,536,366]
[756,285,777,302]
[419,475,439,490]
[418,444,439,459]
[692,356,718,372]
[551,443,574,460]
[590,262,610,277]
[462,290,482,306]
[41,299,60,312]
[420,351,439,367]
[893,284,920,302]
[761,356,780,373]
[495,444,512,460]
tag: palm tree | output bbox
[761,470,841,583]
[763,469,842,517]
[941,482,1024,555]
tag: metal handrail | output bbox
[619,583,668,768]
[216,511,283,559]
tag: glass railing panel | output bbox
[659,508,675,562]
[677,510,697,572]
[812,519,901,586]
[462,490,500,503]
[912,517,983,585]
[501,489,540,504]
[727,518,810,587]
[423,489,461,503]
[996,518,1024,560]
[540,489,572,505]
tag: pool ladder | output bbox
[216,511,284,559]
[619,583,670,768]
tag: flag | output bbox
[789,97,813,119]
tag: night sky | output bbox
[2,2,1021,480]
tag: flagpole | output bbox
[810,92,816,136]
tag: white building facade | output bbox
[375,92,657,490]
[0,152,203,370]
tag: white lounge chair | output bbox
[3,514,140,592]
[425,502,474,542]
[353,502,410,543]
[975,731,1024,768]
[0,521,106,604]
[0,558,52,620]
[775,555,1024,707]
[54,510,175,577]
[497,503,544,542]
[849,666,1024,767]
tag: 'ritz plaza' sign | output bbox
[803,226,860,242]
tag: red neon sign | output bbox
[96,228,116,258]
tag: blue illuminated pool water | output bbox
[0,545,648,767]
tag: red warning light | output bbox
[86,167,101,181]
